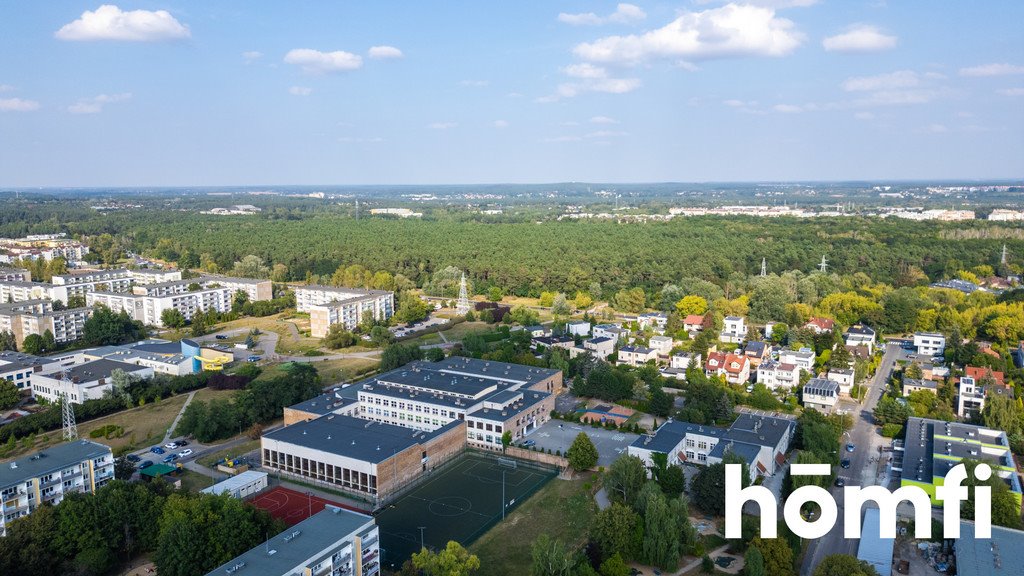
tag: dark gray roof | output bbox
[955,521,1024,576]
[630,420,726,453]
[129,340,183,355]
[0,350,57,371]
[46,358,151,383]
[902,417,1021,493]
[468,390,550,422]
[804,378,839,396]
[0,440,111,489]
[587,337,613,345]
[725,413,795,450]
[288,392,357,416]
[376,367,502,398]
[620,346,654,354]
[846,324,876,337]
[708,439,761,466]
[433,356,558,386]
[744,341,770,356]
[902,378,936,390]
[263,414,462,464]
[203,507,375,576]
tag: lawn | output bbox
[197,439,261,468]
[402,321,493,346]
[213,313,324,355]
[309,357,380,384]
[471,474,598,576]
[178,469,218,492]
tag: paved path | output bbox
[595,487,611,510]
[164,390,198,442]
[670,544,731,575]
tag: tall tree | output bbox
[530,534,576,576]
[566,432,599,472]
[413,541,481,576]
[604,455,648,506]
[812,554,879,576]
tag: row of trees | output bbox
[0,480,283,576]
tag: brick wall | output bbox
[504,446,567,468]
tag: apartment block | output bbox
[296,285,394,338]
[0,440,114,537]
[50,269,133,301]
[199,275,273,301]
[127,268,183,285]
[203,507,380,576]
[913,332,947,356]
[0,281,53,303]
[0,268,30,282]
[88,285,233,327]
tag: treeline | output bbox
[175,363,321,442]
[0,479,283,576]
[15,206,1022,296]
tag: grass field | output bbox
[471,473,597,576]
[402,321,492,347]
[214,313,323,355]
[178,469,217,492]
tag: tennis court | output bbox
[375,451,557,569]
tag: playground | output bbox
[375,451,557,569]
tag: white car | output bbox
[164,442,179,450]
[178,449,193,458]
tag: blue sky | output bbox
[0,1,1022,186]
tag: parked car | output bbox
[521,439,536,447]
[247,355,261,362]
[164,442,179,450]
[846,443,856,452]
[137,460,154,469]
[162,454,178,463]
[126,454,141,463]
[215,334,229,340]
[840,459,851,469]
[150,447,165,455]
[834,477,846,487]
[178,449,193,458]
[176,440,188,446]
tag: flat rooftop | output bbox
[432,356,559,386]
[955,520,1024,576]
[0,440,110,489]
[468,390,550,422]
[263,414,462,464]
[202,506,374,576]
[288,392,357,417]
[375,367,502,398]
[0,350,57,371]
[45,358,150,383]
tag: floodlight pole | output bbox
[418,526,426,551]
[502,469,506,520]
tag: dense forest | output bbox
[2,199,1021,298]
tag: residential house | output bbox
[648,335,673,357]
[706,351,751,385]
[805,317,836,334]
[844,324,877,354]
[720,316,747,344]
[913,332,946,356]
[593,324,629,342]
[828,368,855,395]
[779,348,815,372]
[757,360,800,390]
[583,337,616,359]
[803,378,840,414]
[617,346,658,367]
[525,325,549,338]
[683,314,706,335]
[637,312,668,331]
[902,378,937,396]
[532,335,575,352]
[956,376,985,418]
[565,320,591,337]
[742,341,772,367]
[662,352,700,381]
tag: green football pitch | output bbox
[376,451,557,569]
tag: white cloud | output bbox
[585,130,627,138]
[288,86,312,96]
[460,80,489,87]
[958,63,1024,77]
[368,45,403,60]
[563,63,609,80]
[773,104,802,113]
[854,111,875,120]
[822,25,897,53]
[841,70,920,92]
[558,3,646,26]
[543,135,583,142]
[67,93,131,114]
[573,4,803,65]
[590,115,619,124]
[997,87,1024,96]
[242,51,263,63]
[0,98,40,112]
[0,85,13,93]
[541,64,641,101]
[506,92,524,98]
[695,0,818,6]
[493,120,509,129]
[55,5,189,42]
[925,123,948,133]
[338,136,384,143]
[284,49,362,74]
[428,122,457,130]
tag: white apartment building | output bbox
[565,321,591,337]
[203,507,380,576]
[295,285,394,338]
[0,440,114,537]
[0,281,53,303]
[88,285,233,327]
[199,275,273,301]
[956,376,985,418]
[32,358,154,404]
[757,360,801,390]
[583,336,616,359]
[779,348,816,372]
[18,307,91,345]
[720,316,747,344]
[913,332,946,356]
[50,269,133,301]
[0,268,30,282]
[128,268,183,285]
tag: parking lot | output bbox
[525,420,640,467]
[390,316,449,338]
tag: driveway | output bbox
[525,419,639,467]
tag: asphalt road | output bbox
[800,343,903,575]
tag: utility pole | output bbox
[418,526,426,551]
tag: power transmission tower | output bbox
[760,258,767,277]
[61,387,78,441]
[456,273,471,315]
[818,255,829,274]
[1002,244,1008,266]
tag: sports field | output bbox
[250,486,369,525]
[375,452,557,569]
